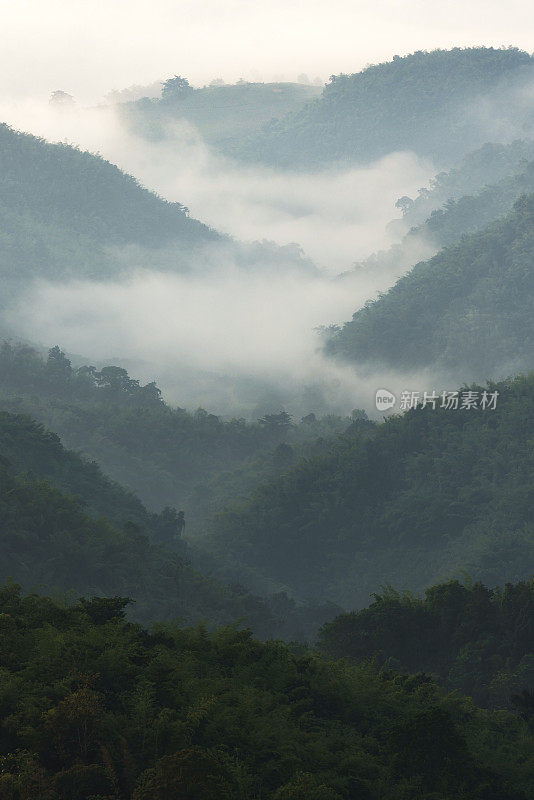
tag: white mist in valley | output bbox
[1,99,441,415]
[0,101,434,269]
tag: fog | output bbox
[0,101,432,270]
[2,0,534,103]
[8,265,453,419]
[0,95,445,415]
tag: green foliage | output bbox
[319,579,534,708]
[232,47,534,168]
[0,122,218,301]
[329,194,534,375]
[0,586,532,799]
[120,81,321,152]
[0,343,351,533]
[0,401,341,639]
[203,374,534,608]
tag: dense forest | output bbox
[203,374,534,606]
[319,579,534,710]
[0,343,353,532]
[232,48,534,168]
[329,194,534,377]
[0,406,341,639]
[0,585,533,799]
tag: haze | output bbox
[2,0,533,102]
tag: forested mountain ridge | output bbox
[329,193,534,376]
[0,122,216,248]
[233,47,534,168]
[339,145,534,291]
[119,80,322,154]
[202,373,534,608]
[0,406,340,638]
[0,121,317,312]
[0,585,532,799]
[0,342,353,533]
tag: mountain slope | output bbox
[0,406,340,637]
[329,194,534,377]
[234,48,534,168]
[0,342,351,534]
[120,80,322,153]
[203,374,534,608]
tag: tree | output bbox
[161,75,194,102]
[395,195,414,215]
[49,90,75,108]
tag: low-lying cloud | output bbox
[0,101,433,271]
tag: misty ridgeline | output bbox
[1,45,534,799]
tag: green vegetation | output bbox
[0,585,532,799]
[119,80,321,153]
[0,123,219,302]
[0,343,351,533]
[329,194,534,376]
[233,48,534,168]
[319,579,534,709]
[396,140,534,229]
[0,405,340,638]
[203,374,534,608]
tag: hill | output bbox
[119,80,322,153]
[0,122,221,301]
[233,47,534,168]
[0,122,315,315]
[0,406,340,638]
[202,374,534,608]
[329,194,534,377]
[0,342,352,534]
[0,585,532,799]
[338,146,534,292]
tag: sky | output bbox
[2,0,533,102]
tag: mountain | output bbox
[232,47,534,169]
[0,122,314,312]
[119,80,322,154]
[0,585,532,799]
[0,342,351,534]
[0,404,340,638]
[202,374,534,608]
[337,146,534,295]
[328,194,534,377]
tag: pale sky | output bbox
[2,0,533,102]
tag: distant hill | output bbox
[329,194,534,378]
[232,48,534,168]
[119,80,322,153]
[0,405,338,638]
[202,374,534,608]
[0,121,222,305]
[338,144,534,291]
[0,342,350,534]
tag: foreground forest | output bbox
[0,585,533,799]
